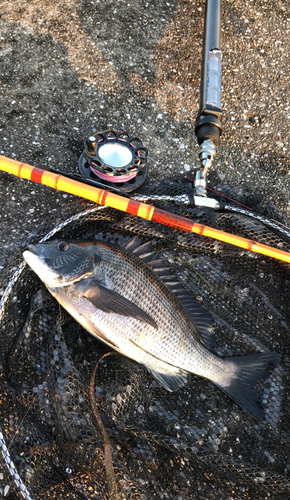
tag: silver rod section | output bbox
[200,0,221,115]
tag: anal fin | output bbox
[129,338,188,392]
[146,365,188,392]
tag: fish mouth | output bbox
[23,245,61,287]
[28,244,41,256]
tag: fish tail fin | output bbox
[218,352,281,421]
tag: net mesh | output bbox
[1,179,290,500]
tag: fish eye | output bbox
[56,241,70,252]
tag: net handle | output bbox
[1,154,290,264]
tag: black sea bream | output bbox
[23,237,280,420]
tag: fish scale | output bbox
[93,244,220,375]
[23,237,281,420]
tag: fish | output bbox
[23,236,281,420]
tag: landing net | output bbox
[0,179,290,499]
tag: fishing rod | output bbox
[1,153,290,264]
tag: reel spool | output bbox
[79,130,149,193]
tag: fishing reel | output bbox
[79,130,149,193]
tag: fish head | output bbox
[23,240,102,287]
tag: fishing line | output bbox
[185,176,253,210]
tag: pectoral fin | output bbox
[83,282,158,329]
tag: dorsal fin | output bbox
[122,235,144,252]
[137,251,159,263]
[176,295,216,348]
[150,258,168,269]
[122,237,216,348]
[123,236,153,254]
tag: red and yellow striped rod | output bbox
[1,154,290,264]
